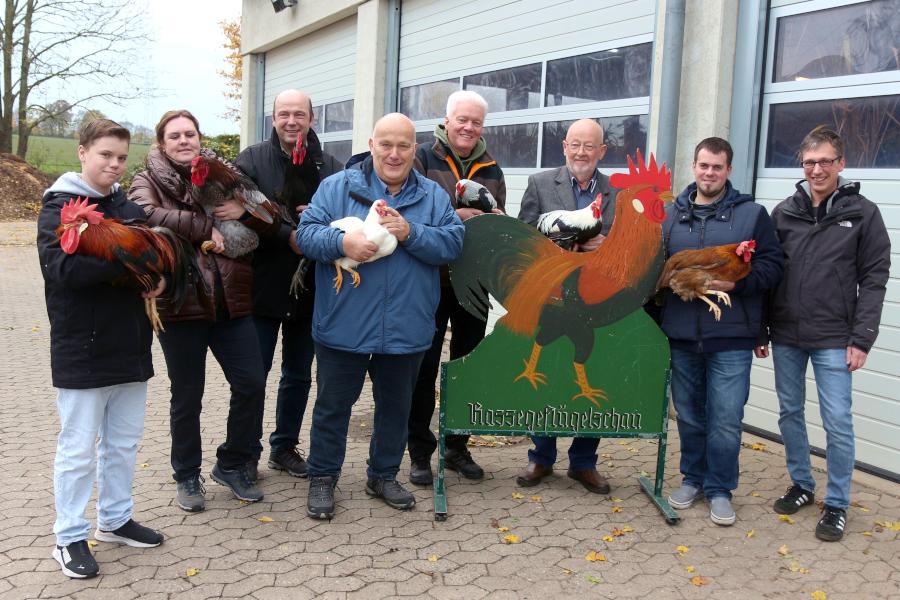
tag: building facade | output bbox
[240,0,899,479]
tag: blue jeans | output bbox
[307,343,425,481]
[670,348,752,500]
[529,436,599,470]
[253,315,315,456]
[54,382,146,546]
[773,344,854,510]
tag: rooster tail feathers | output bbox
[151,226,199,313]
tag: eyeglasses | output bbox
[801,156,842,170]
[565,142,598,152]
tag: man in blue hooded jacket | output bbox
[296,113,464,519]
[660,137,783,526]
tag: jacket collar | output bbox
[347,155,426,208]
[268,127,326,164]
[785,178,862,221]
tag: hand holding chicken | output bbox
[330,199,399,292]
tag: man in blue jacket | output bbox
[297,113,464,519]
[660,137,783,526]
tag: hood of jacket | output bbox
[782,177,860,220]
[44,171,121,199]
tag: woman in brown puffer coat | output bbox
[129,109,266,512]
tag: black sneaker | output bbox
[268,447,309,478]
[816,506,847,542]
[444,448,484,480]
[307,475,336,519]
[409,460,433,487]
[95,519,164,548]
[366,478,416,510]
[246,461,259,484]
[176,474,206,513]
[53,540,99,579]
[773,485,815,515]
[211,463,264,502]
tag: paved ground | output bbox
[1,220,898,599]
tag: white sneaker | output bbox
[668,484,700,509]
[710,496,736,526]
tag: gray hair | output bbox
[446,90,488,118]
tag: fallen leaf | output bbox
[359,422,367,428]
[612,498,623,503]
[622,526,634,533]
[490,518,500,528]
[751,442,766,451]
[611,506,622,513]
[686,565,695,573]
[875,521,900,531]
[602,535,614,542]
[778,544,790,556]
[31,326,39,332]
[611,528,625,537]
[87,540,98,548]
[618,441,627,445]
[186,567,200,577]
[746,529,755,538]
[585,551,606,562]
[511,492,524,499]
[639,470,650,477]
[140,463,149,468]
[562,568,573,575]
[427,554,438,562]
[530,495,542,502]
[676,545,690,555]
[811,591,827,600]
[498,527,510,532]
[503,534,520,544]
[601,453,613,459]
[586,575,602,584]
[858,506,870,513]
[239,500,251,506]
[690,575,710,586]
[258,516,274,523]
[862,531,873,537]
[751,492,761,497]
[779,514,796,524]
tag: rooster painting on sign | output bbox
[297,113,464,519]
[660,137,783,526]
[515,118,618,495]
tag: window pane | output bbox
[774,0,900,83]
[541,115,648,168]
[323,140,353,166]
[415,130,435,146]
[324,100,354,133]
[765,95,900,168]
[263,115,273,139]
[400,79,459,120]
[463,63,542,111]
[312,105,323,129]
[545,43,652,106]
[481,123,538,168]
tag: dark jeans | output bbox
[307,343,425,480]
[252,315,315,457]
[158,317,266,482]
[407,286,486,462]
[529,436,600,470]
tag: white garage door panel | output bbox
[264,16,357,109]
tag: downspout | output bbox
[654,0,686,168]
[256,54,266,142]
[383,0,401,114]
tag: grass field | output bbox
[11,135,150,176]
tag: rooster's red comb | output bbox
[60,196,103,225]
[609,149,671,193]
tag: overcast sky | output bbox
[42,0,242,136]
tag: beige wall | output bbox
[241,0,363,54]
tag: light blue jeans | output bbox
[773,344,854,510]
[53,382,146,546]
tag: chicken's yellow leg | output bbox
[704,289,732,307]
[698,295,723,321]
[145,297,165,334]
[572,362,607,408]
[347,267,361,287]
[333,264,344,293]
[514,342,547,389]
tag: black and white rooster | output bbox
[455,179,497,213]
[535,195,603,251]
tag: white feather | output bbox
[331,202,397,273]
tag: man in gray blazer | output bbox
[515,118,618,493]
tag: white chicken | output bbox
[535,195,603,251]
[330,199,398,293]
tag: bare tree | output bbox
[0,0,148,156]
[218,18,241,124]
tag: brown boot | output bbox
[516,462,553,487]
[567,468,611,494]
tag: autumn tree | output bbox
[218,18,242,124]
[33,98,71,137]
[0,0,148,156]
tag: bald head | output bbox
[564,119,607,185]
[369,113,417,193]
[272,89,313,153]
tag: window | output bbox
[400,79,459,120]
[324,100,354,133]
[545,43,652,106]
[541,116,648,168]
[773,0,899,83]
[765,95,900,168]
[415,130,434,146]
[323,140,353,165]
[481,123,539,168]
[463,63,541,112]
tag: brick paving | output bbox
[1,219,898,599]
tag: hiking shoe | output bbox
[247,461,259,484]
[816,506,847,542]
[268,447,308,478]
[773,485,815,515]
[668,484,701,509]
[53,540,99,579]
[211,463,263,502]
[307,475,336,519]
[409,460,433,486]
[366,478,416,510]
[95,519,164,548]
[710,496,736,526]
[444,448,484,480]
[176,474,206,512]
